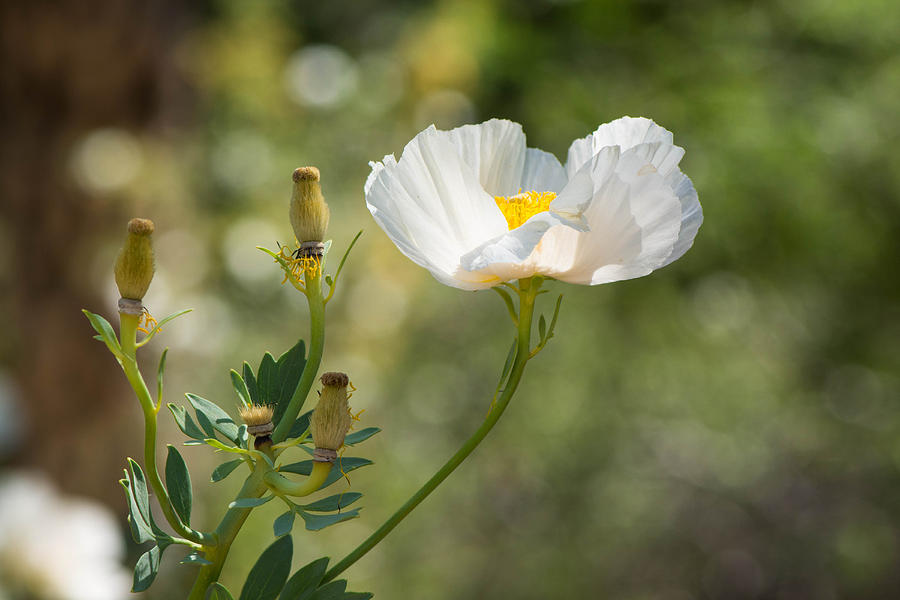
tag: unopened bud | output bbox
[289,166,330,247]
[310,372,352,460]
[239,404,275,449]
[114,218,155,302]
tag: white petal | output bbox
[460,211,577,273]
[661,169,703,267]
[520,148,567,194]
[365,126,508,289]
[565,116,682,179]
[446,119,527,196]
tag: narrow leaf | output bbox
[297,509,360,531]
[230,370,252,409]
[127,459,152,526]
[229,496,273,509]
[343,427,380,446]
[279,457,373,489]
[207,582,236,600]
[182,552,214,566]
[341,593,374,600]
[546,294,563,340]
[165,445,192,525]
[238,424,249,449]
[330,230,362,287]
[279,557,328,600]
[239,535,293,600]
[120,478,153,544]
[243,362,259,405]
[157,348,168,406]
[308,580,347,600]
[138,308,192,344]
[299,492,362,513]
[273,510,295,537]
[538,314,547,341]
[168,403,207,440]
[211,459,244,482]
[186,393,240,443]
[275,340,307,425]
[256,352,279,406]
[82,309,123,357]
[132,545,161,592]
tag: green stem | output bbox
[186,463,269,600]
[322,278,542,583]
[263,461,331,497]
[272,269,325,443]
[119,312,214,546]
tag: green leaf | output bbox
[165,445,192,526]
[229,495,273,509]
[297,509,360,531]
[491,286,518,325]
[343,427,380,446]
[256,352,279,406]
[287,411,313,440]
[279,457,373,489]
[168,403,207,440]
[538,314,547,341]
[137,308,192,345]
[156,350,169,408]
[243,362,259,405]
[329,230,363,289]
[211,459,244,482]
[231,370,252,409]
[132,545,161,592]
[207,582,236,600]
[127,458,152,526]
[186,393,240,443]
[205,438,247,454]
[239,535,293,600]
[279,557,328,600]
[299,492,362,513]
[341,593,373,600]
[545,294,563,340]
[273,510,295,537]
[82,309,123,358]
[238,424,249,449]
[120,478,153,544]
[182,552,214,566]
[308,580,347,600]
[275,340,307,426]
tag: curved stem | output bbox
[264,461,331,497]
[322,278,542,583]
[273,269,325,443]
[119,312,214,546]
[187,463,269,600]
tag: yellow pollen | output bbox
[494,190,556,230]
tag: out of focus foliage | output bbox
[45,0,900,598]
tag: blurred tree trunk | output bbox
[0,1,189,505]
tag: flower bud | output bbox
[239,404,275,450]
[289,166,330,247]
[114,218,155,302]
[310,372,352,461]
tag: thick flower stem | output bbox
[119,313,214,547]
[322,278,543,584]
[264,461,331,497]
[186,464,269,600]
[272,269,326,443]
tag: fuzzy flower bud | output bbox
[310,372,352,461]
[239,404,275,450]
[114,218,155,302]
[289,166,330,247]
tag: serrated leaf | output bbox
[279,558,329,600]
[275,340,307,426]
[207,582,236,600]
[297,509,360,531]
[239,535,293,600]
[186,393,240,443]
[308,580,347,600]
[132,545,161,592]
[231,370,252,409]
[168,403,207,440]
[165,445,192,525]
[182,552,214,566]
[299,492,362,513]
[211,459,244,482]
[82,309,123,358]
[257,353,278,406]
[343,427,380,446]
[229,495,273,509]
[273,510,295,537]
[279,457,373,490]
[243,362,259,405]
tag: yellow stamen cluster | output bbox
[239,404,274,428]
[277,245,322,284]
[494,190,556,230]
[136,308,159,335]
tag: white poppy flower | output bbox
[365,117,702,290]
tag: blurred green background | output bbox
[2,0,899,598]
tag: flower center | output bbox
[494,190,556,230]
